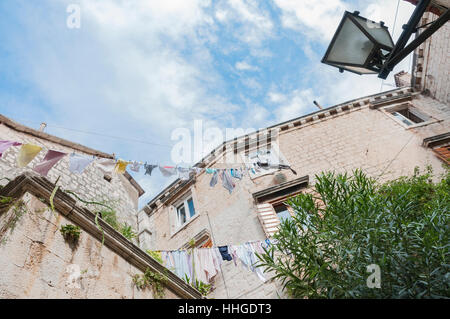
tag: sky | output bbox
[0,0,416,207]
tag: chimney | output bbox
[313,100,323,110]
[38,123,47,132]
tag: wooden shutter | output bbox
[256,203,280,237]
[433,145,450,164]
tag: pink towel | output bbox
[33,150,67,176]
[0,141,21,158]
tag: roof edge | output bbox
[0,114,145,198]
[142,86,414,211]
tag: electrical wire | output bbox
[2,114,174,148]
[380,0,401,92]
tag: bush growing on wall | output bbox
[257,167,449,298]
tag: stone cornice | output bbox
[142,87,415,212]
[0,172,202,299]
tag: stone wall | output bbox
[0,122,140,232]
[138,91,449,299]
[413,11,450,104]
[0,174,201,299]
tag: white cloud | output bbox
[270,89,316,122]
[235,61,258,71]
[214,0,274,46]
[273,0,346,42]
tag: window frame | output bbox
[241,142,288,179]
[381,103,438,129]
[273,202,294,223]
[175,195,196,229]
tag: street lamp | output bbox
[322,0,449,79]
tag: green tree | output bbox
[257,168,450,298]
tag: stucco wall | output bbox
[0,192,179,299]
[0,123,139,232]
[139,93,449,299]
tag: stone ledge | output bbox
[0,172,203,299]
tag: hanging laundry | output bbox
[172,250,192,282]
[209,170,219,187]
[205,168,216,174]
[33,150,67,176]
[193,249,208,283]
[0,141,21,158]
[129,161,141,173]
[231,168,243,180]
[96,158,116,174]
[212,248,223,273]
[69,153,94,174]
[228,245,239,267]
[246,243,266,283]
[159,166,177,177]
[178,167,191,181]
[192,167,203,175]
[220,169,235,194]
[144,163,158,176]
[17,144,43,168]
[218,246,233,261]
[114,159,129,174]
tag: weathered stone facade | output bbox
[138,14,450,298]
[0,174,201,299]
[412,11,450,104]
[0,115,143,232]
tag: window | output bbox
[180,229,212,249]
[273,203,293,222]
[383,104,434,128]
[391,108,425,126]
[176,196,196,228]
[432,145,450,165]
[243,144,288,178]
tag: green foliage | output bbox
[0,196,13,204]
[5,199,27,233]
[257,168,450,299]
[184,275,212,296]
[146,250,164,264]
[60,224,82,243]
[120,223,137,240]
[132,268,168,298]
[98,210,137,240]
[64,188,138,242]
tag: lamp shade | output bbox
[322,11,394,75]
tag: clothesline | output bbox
[152,238,272,253]
[1,140,295,194]
[153,239,275,284]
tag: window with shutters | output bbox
[422,133,450,165]
[253,176,309,237]
[432,145,450,164]
[273,203,294,223]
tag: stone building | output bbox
[0,114,144,230]
[0,6,448,300]
[137,10,449,299]
[0,116,201,299]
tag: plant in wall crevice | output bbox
[60,224,81,248]
[132,267,168,299]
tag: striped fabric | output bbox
[255,203,280,237]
